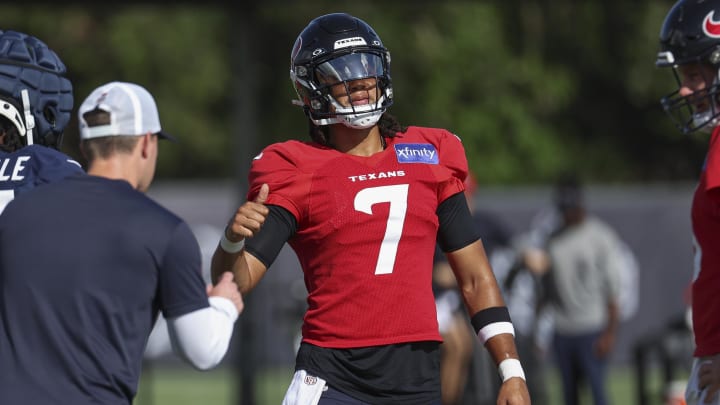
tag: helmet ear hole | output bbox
[43,104,58,128]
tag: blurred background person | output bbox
[538,175,623,405]
[498,173,642,405]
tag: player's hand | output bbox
[207,272,244,314]
[522,247,550,275]
[698,355,720,403]
[225,183,270,242]
[496,377,531,404]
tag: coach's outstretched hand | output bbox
[208,272,244,314]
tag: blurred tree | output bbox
[0,5,235,178]
[0,0,702,184]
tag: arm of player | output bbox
[165,272,242,370]
[210,183,270,294]
[595,231,622,358]
[595,298,619,358]
[446,240,532,405]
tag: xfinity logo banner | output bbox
[394,143,439,164]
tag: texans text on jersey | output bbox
[347,170,406,182]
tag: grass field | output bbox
[133,363,688,405]
[134,365,293,405]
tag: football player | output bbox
[657,1,720,404]
[0,30,82,214]
[212,13,530,405]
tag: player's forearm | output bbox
[446,241,507,314]
[485,332,521,365]
[605,299,620,334]
[478,314,527,384]
[459,272,506,314]
[210,245,234,284]
[446,241,526,382]
[210,247,257,294]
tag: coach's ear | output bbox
[139,132,158,159]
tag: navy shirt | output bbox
[0,144,84,214]
[0,175,209,404]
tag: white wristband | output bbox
[219,232,245,254]
[477,322,515,345]
[498,358,526,382]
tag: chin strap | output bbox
[21,89,35,145]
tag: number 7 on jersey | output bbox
[354,184,409,275]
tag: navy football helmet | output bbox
[656,0,720,134]
[0,30,73,148]
[290,13,393,129]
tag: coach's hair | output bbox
[80,108,141,160]
[0,116,23,152]
[308,112,408,146]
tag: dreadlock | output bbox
[308,113,408,146]
[0,116,23,153]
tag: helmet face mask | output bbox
[660,63,720,134]
[290,13,393,129]
[657,0,720,134]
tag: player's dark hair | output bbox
[0,116,23,152]
[308,112,407,146]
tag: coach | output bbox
[0,81,245,404]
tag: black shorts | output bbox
[296,341,441,405]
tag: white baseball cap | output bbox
[78,81,176,141]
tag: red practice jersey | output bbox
[691,125,720,357]
[248,126,468,348]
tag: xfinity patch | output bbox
[394,143,439,164]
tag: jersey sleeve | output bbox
[247,142,311,221]
[436,130,469,203]
[158,221,209,319]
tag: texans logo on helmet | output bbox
[703,11,720,38]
